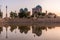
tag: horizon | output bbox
[0,0,60,17]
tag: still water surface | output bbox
[0,25,60,40]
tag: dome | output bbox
[24,8,28,12]
[36,5,42,8]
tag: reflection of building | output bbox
[18,8,31,18]
[32,5,42,15]
[0,27,3,34]
[32,26,42,36]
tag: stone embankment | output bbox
[0,17,60,26]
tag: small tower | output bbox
[6,6,7,17]
[0,5,1,12]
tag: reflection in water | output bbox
[32,26,47,37]
[10,24,17,32]
[0,27,3,34]
[18,26,30,34]
[32,25,56,37]
[0,24,59,40]
[32,26,42,36]
[4,25,8,39]
[48,26,55,29]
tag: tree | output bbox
[47,12,56,18]
[38,12,42,15]
[18,8,30,18]
[48,12,53,15]
[20,8,24,13]
[24,8,28,12]
[10,11,17,18]
[18,10,26,18]
[0,11,3,18]
[41,13,46,16]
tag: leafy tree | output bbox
[10,11,17,18]
[18,11,26,18]
[38,12,42,16]
[24,8,28,12]
[0,11,3,18]
[18,8,30,18]
[48,12,53,15]
[20,8,24,13]
[41,13,46,16]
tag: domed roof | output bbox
[36,5,42,8]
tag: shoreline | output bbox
[0,17,60,27]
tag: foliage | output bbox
[38,12,42,16]
[48,12,53,15]
[24,8,28,12]
[18,11,27,18]
[41,13,46,16]
[18,26,30,34]
[10,11,17,18]
[18,8,30,18]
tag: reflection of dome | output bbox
[36,5,42,9]
[35,29,42,36]
[32,26,42,37]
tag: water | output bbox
[0,24,60,40]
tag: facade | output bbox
[32,5,42,15]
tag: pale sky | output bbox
[0,0,60,17]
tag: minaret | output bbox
[0,5,1,12]
[6,6,7,17]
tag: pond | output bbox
[0,24,60,40]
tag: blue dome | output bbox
[36,5,42,8]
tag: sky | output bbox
[0,0,60,17]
